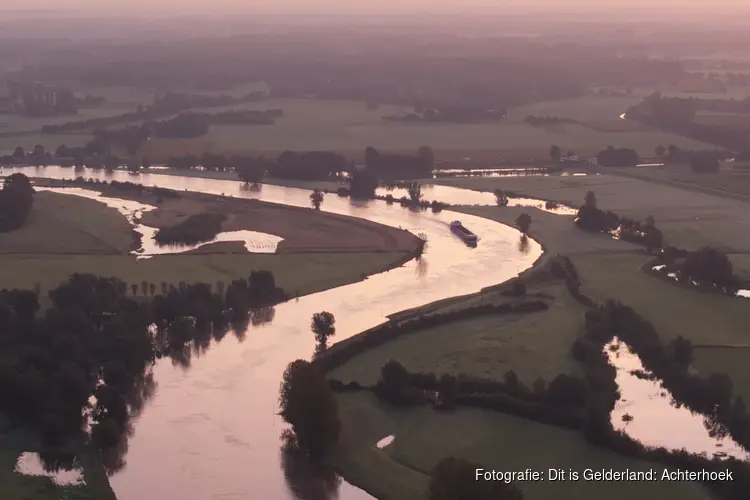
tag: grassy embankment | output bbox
[328,189,750,500]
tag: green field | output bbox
[0,251,411,301]
[332,392,716,500]
[0,191,134,255]
[127,95,714,161]
[2,91,717,160]
[434,173,750,251]
[329,282,587,386]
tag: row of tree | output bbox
[40,90,267,134]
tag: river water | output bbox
[3,166,543,500]
[607,339,749,460]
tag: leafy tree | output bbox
[515,213,531,235]
[596,146,640,167]
[670,336,693,369]
[0,173,35,232]
[407,182,423,203]
[12,146,24,159]
[278,360,341,457]
[655,144,666,157]
[310,189,324,210]
[494,189,509,206]
[311,311,336,345]
[428,457,524,500]
[679,247,737,291]
[349,168,378,199]
[131,283,138,296]
[584,190,597,209]
[549,144,562,162]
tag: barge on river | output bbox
[450,220,478,245]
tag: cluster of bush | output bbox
[0,173,34,232]
[575,191,663,251]
[549,255,594,307]
[653,246,739,294]
[64,177,181,200]
[154,213,228,246]
[596,146,640,167]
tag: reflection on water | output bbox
[14,452,85,486]
[281,430,343,500]
[607,338,749,460]
[375,184,577,215]
[6,166,542,500]
[37,187,283,256]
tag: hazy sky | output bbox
[3,0,749,15]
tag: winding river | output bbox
[3,166,543,500]
[5,165,745,498]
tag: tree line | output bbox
[39,90,268,134]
